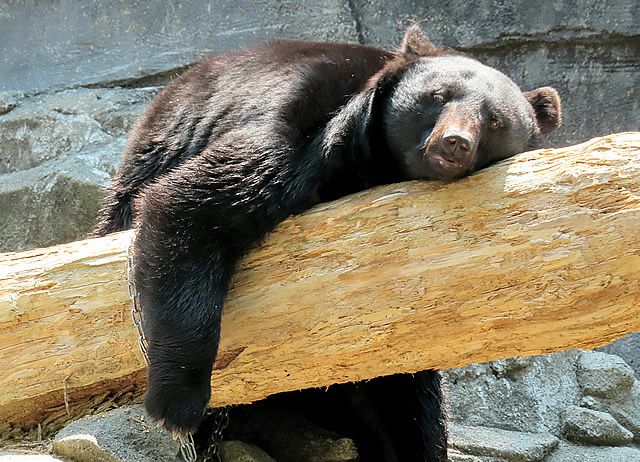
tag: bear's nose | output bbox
[440,130,474,160]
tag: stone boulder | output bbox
[580,383,640,442]
[577,350,636,399]
[0,87,157,252]
[219,441,277,462]
[53,405,180,462]
[449,423,558,461]
[562,406,633,446]
[447,351,640,460]
[545,442,640,462]
[444,351,581,435]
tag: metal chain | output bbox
[126,239,229,462]
[126,241,149,366]
[178,434,199,462]
[202,407,230,462]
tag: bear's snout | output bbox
[440,129,475,161]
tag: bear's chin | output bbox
[420,149,475,181]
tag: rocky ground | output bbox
[3,350,640,461]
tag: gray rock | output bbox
[351,0,639,49]
[54,434,121,462]
[0,87,157,252]
[580,382,640,442]
[0,168,106,252]
[0,0,358,94]
[577,351,635,399]
[0,88,155,174]
[0,457,64,461]
[482,42,640,149]
[264,431,358,462]
[53,405,181,462]
[449,424,558,462]
[448,449,507,462]
[444,351,581,434]
[562,405,633,446]
[219,441,277,462]
[597,332,640,377]
[545,442,640,462]
[0,91,23,115]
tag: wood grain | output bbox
[1,132,639,438]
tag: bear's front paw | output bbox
[144,377,211,435]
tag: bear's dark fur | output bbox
[95,26,561,461]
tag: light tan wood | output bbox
[1,132,640,438]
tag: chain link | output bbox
[178,434,199,462]
[202,407,231,462]
[126,239,229,462]
[126,242,149,365]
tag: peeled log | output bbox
[1,132,640,438]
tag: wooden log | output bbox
[1,132,640,438]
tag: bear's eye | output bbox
[488,117,502,130]
[431,91,447,104]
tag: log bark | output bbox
[1,132,640,438]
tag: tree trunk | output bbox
[1,132,639,438]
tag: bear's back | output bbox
[144,41,393,144]
[119,40,394,186]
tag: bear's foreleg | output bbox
[130,147,321,433]
[133,228,233,434]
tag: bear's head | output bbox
[377,26,562,181]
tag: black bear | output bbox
[95,26,561,461]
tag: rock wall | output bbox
[1,1,639,460]
[445,351,640,460]
[1,0,638,253]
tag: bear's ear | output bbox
[399,25,438,60]
[524,87,562,135]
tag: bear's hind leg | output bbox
[415,370,448,461]
[93,186,135,235]
[330,371,447,462]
